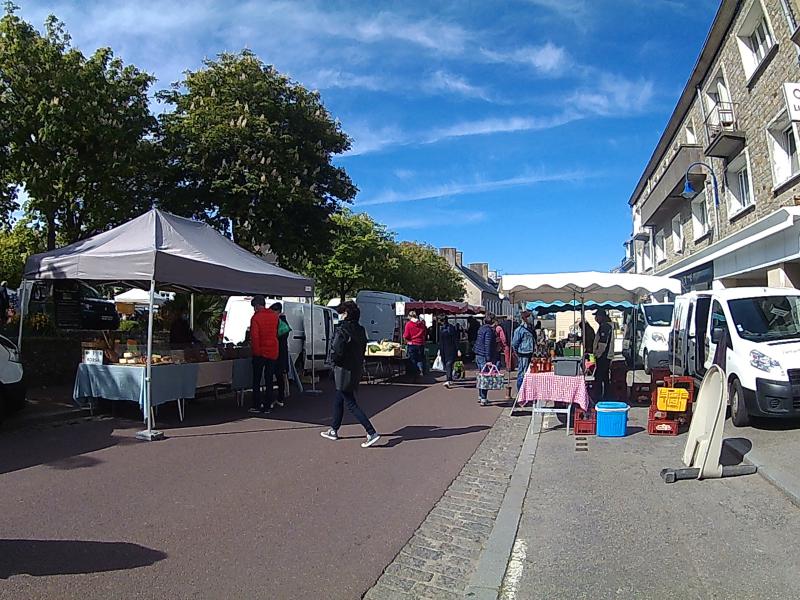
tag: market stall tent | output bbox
[22,209,315,440]
[500,272,681,304]
[114,288,173,306]
[404,301,484,315]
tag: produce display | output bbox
[366,340,405,357]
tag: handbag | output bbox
[477,363,505,390]
[432,352,444,372]
[278,319,291,337]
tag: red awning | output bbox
[404,301,484,315]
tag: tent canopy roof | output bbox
[526,300,634,314]
[24,209,313,297]
[405,301,483,315]
[500,271,681,304]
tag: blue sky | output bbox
[19,0,719,275]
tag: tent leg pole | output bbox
[306,284,322,396]
[137,280,164,441]
[190,293,195,331]
[17,279,26,354]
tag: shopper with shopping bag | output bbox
[473,316,499,406]
[437,316,459,388]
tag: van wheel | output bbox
[730,378,751,427]
[643,351,651,375]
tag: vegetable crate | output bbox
[650,368,671,386]
[663,376,695,403]
[647,405,681,436]
[573,407,596,436]
[629,382,652,404]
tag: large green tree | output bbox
[388,242,466,301]
[0,5,158,248]
[0,216,46,287]
[305,209,396,303]
[157,50,357,266]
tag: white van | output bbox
[355,290,413,342]
[0,334,25,425]
[219,297,335,372]
[623,303,674,373]
[670,287,800,426]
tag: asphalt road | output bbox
[0,377,503,599]
[507,406,800,600]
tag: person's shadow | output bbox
[0,539,167,579]
[379,424,490,448]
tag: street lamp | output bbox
[681,161,721,238]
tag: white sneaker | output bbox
[320,429,338,441]
[444,381,451,389]
[361,433,381,448]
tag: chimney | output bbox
[469,263,489,281]
[439,247,458,267]
[456,251,463,267]
[488,270,498,282]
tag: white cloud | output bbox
[425,70,491,100]
[482,42,570,75]
[342,123,408,156]
[393,169,415,180]
[570,73,655,116]
[384,210,487,230]
[359,170,592,206]
[307,69,387,92]
[426,111,578,143]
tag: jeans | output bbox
[476,356,488,400]
[595,356,611,402]
[407,344,426,375]
[252,356,276,410]
[516,354,532,392]
[444,360,455,382]
[332,389,376,436]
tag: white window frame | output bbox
[766,110,800,188]
[736,0,777,80]
[655,231,666,263]
[672,214,684,254]
[692,191,710,240]
[685,120,697,145]
[642,240,653,272]
[725,149,755,218]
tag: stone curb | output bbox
[725,437,800,509]
[463,413,542,600]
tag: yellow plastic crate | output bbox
[656,387,689,412]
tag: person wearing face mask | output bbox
[403,310,428,378]
[511,311,536,391]
[320,301,381,448]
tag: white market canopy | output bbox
[500,271,682,304]
[24,209,312,296]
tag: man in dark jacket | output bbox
[270,302,291,408]
[321,301,381,448]
[473,316,499,406]
[438,316,459,388]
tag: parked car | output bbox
[670,287,800,426]
[219,297,335,373]
[0,334,25,424]
[622,303,674,373]
[355,290,413,342]
[26,281,120,331]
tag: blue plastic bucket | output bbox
[595,401,630,437]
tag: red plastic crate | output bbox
[650,368,671,385]
[647,418,679,436]
[664,376,695,403]
[629,382,652,404]
[574,408,596,435]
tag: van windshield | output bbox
[728,296,800,342]
[643,304,673,326]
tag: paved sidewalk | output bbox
[364,406,531,600]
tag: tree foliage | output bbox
[156,50,357,266]
[387,242,465,302]
[0,216,46,287]
[0,5,157,248]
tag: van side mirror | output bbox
[711,327,724,344]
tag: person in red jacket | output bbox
[249,295,279,414]
[403,311,428,377]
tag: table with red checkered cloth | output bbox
[517,372,590,411]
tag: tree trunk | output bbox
[46,214,56,251]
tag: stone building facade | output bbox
[438,247,510,315]
[626,0,800,291]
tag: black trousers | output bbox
[331,389,376,436]
[444,360,455,382]
[252,356,276,410]
[274,354,287,400]
[595,357,611,402]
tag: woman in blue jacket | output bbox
[473,316,499,405]
[511,311,536,392]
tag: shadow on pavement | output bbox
[721,437,752,466]
[0,539,167,579]
[0,419,128,476]
[379,424,491,447]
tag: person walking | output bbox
[467,317,480,359]
[270,302,291,408]
[403,310,428,378]
[593,308,614,401]
[474,316,499,406]
[321,301,381,448]
[511,311,536,391]
[438,316,459,388]
[494,318,511,370]
[249,295,279,414]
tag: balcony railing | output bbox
[704,102,745,159]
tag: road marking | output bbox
[499,537,527,600]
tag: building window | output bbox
[685,120,697,145]
[692,192,709,239]
[736,1,776,79]
[767,112,800,186]
[642,240,653,272]
[726,150,755,216]
[672,214,684,254]
[655,231,666,263]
